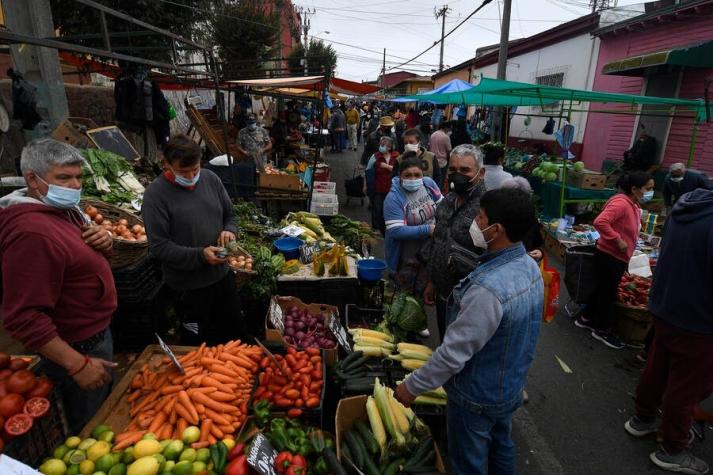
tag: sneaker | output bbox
[650,448,709,474]
[591,330,625,349]
[574,316,596,331]
[625,416,657,437]
[418,329,431,338]
[635,350,648,364]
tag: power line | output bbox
[387,0,494,71]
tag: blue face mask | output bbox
[378,145,388,154]
[402,178,423,192]
[174,169,200,188]
[38,176,81,209]
[641,190,654,203]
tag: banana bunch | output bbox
[387,342,433,371]
[280,259,301,274]
[348,328,394,358]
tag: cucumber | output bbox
[405,437,433,468]
[343,356,369,372]
[381,457,406,475]
[324,447,348,475]
[340,351,364,369]
[403,468,440,474]
[344,430,366,469]
[354,419,380,456]
[362,452,381,475]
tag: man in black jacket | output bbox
[624,189,713,475]
[663,163,712,212]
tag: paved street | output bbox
[323,145,713,475]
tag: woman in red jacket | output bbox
[370,136,399,234]
[575,171,654,349]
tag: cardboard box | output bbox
[258,173,303,191]
[335,395,446,473]
[264,295,339,366]
[566,169,607,190]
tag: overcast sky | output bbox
[295,0,648,82]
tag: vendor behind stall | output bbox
[0,138,117,434]
[663,162,712,212]
[143,135,244,345]
[236,113,272,172]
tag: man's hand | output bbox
[218,231,236,247]
[394,383,416,408]
[617,238,628,252]
[423,281,435,306]
[72,358,116,390]
[528,249,543,262]
[81,225,112,252]
[428,224,436,236]
[203,246,227,265]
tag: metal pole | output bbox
[382,48,386,95]
[436,5,450,73]
[209,51,238,198]
[493,0,512,142]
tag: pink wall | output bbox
[581,14,713,174]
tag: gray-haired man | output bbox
[0,138,117,433]
[663,162,712,213]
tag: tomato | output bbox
[0,394,25,418]
[0,381,8,398]
[23,397,50,419]
[7,370,36,395]
[0,370,12,381]
[0,353,10,370]
[4,413,32,437]
[8,359,28,371]
[26,378,53,399]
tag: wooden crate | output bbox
[80,344,194,438]
[540,225,567,262]
[258,173,303,191]
[566,169,607,190]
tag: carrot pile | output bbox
[114,340,263,450]
[253,347,324,418]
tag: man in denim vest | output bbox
[395,188,544,475]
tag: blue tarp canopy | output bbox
[389,78,478,103]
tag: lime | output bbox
[95,454,115,473]
[64,450,86,465]
[134,439,162,458]
[79,460,95,475]
[66,437,82,449]
[121,447,135,465]
[111,453,123,466]
[142,432,157,440]
[92,424,112,439]
[178,448,196,463]
[39,459,67,475]
[181,427,200,445]
[92,472,107,475]
[87,441,112,462]
[127,456,160,475]
[159,440,170,451]
[195,448,210,463]
[152,454,166,473]
[163,461,175,472]
[66,464,80,475]
[171,461,193,475]
[78,439,97,451]
[162,440,184,461]
[98,431,115,444]
[54,444,70,460]
[108,463,127,475]
[191,461,206,474]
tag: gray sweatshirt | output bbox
[405,285,503,395]
[142,169,237,291]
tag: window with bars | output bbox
[536,72,565,108]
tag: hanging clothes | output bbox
[8,69,42,130]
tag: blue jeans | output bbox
[42,329,114,434]
[447,391,518,475]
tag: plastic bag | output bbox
[540,256,560,323]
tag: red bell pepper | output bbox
[286,466,306,475]
[226,455,249,475]
[275,451,294,474]
[228,443,246,462]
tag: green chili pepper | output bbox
[209,441,228,474]
[314,456,329,475]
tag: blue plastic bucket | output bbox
[274,237,304,260]
[357,259,387,282]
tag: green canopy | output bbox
[401,77,706,119]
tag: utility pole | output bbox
[298,7,315,75]
[493,0,512,142]
[435,5,451,73]
[382,48,386,96]
[589,0,616,13]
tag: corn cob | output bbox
[373,378,405,447]
[353,344,391,358]
[396,343,433,355]
[348,328,393,342]
[366,396,386,455]
[353,335,395,350]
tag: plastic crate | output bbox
[5,388,68,468]
[345,304,385,329]
[310,201,339,216]
[113,255,163,304]
[313,181,336,194]
[311,193,338,205]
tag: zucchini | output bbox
[405,437,433,468]
[344,430,366,469]
[324,447,348,475]
[343,356,370,372]
[381,457,406,475]
[362,453,381,475]
[340,350,363,368]
[354,419,380,456]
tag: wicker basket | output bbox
[80,199,149,269]
[226,243,256,288]
[613,303,653,344]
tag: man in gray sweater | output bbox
[142,135,242,344]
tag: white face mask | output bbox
[404,143,420,153]
[670,176,684,183]
[469,220,494,249]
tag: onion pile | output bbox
[227,254,253,271]
[283,306,336,349]
[84,205,147,242]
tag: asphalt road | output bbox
[323,145,713,475]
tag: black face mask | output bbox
[449,172,476,195]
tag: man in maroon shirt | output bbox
[0,138,117,432]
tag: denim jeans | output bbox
[447,390,519,475]
[42,328,114,434]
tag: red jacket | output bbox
[374,151,399,194]
[594,193,641,263]
[0,195,116,350]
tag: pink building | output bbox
[581,0,713,175]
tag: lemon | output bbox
[142,432,157,440]
[133,439,162,459]
[39,459,67,475]
[93,472,107,475]
[54,444,70,460]
[111,453,123,466]
[87,441,112,462]
[79,460,95,475]
[178,448,196,463]
[195,448,210,463]
[181,427,200,445]
[95,454,115,473]
[221,439,235,451]
[66,437,82,449]
[191,461,206,474]
[78,439,97,451]
[163,461,175,472]
[127,456,160,475]
[162,440,184,461]
[108,463,127,475]
[64,450,86,465]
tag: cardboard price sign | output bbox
[247,432,278,475]
[299,242,321,264]
[155,333,185,374]
[328,315,352,352]
[269,298,284,333]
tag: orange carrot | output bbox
[199,419,213,443]
[127,390,142,403]
[158,423,173,440]
[190,391,237,413]
[115,430,143,444]
[200,376,234,393]
[192,441,210,449]
[177,417,188,436]
[210,424,225,439]
[204,408,231,426]
[210,391,237,402]
[113,431,144,451]
[178,390,199,423]
[148,410,167,434]
[175,401,198,425]
[160,385,184,395]
[195,403,206,414]
[163,395,177,415]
